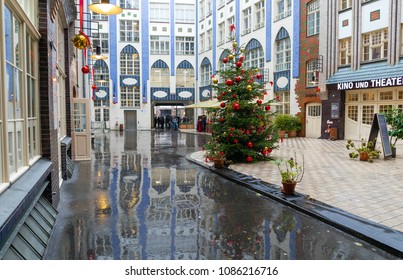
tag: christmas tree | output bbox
[204,24,279,164]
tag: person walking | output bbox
[201,114,207,132]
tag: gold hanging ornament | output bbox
[246,85,253,91]
[232,41,238,48]
[228,54,235,60]
[72,33,89,50]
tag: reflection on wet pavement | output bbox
[45,130,398,260]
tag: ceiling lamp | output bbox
[88,0,123,15]
[90,46,108,60]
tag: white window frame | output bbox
[242,7,251,35]
[362,29,388,62]
[176,36,195,55]
[206,29,212,50]
[119,20,139,42]
[276,92,291,115]
[307,0,320,36]
[150,35,170,55]
[150,2,169,22]
[218,22,225,45]
[176,68,195,88]
[120,86,141,108]
[150,67,170,87]
[226,16,235,42]
[120,51,140,75]
[175,3,195,23]
[275,0,292,21]
[92,32,109,53]
[340,0,352,10]
[275,37,291,71]
[339,37,351,65]
[254,0,265,30]
[120,0,139,9]
[306,59,319,87]
[245,47,264,71]
[200,64,212,87]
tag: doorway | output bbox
[124,111,137,130]
[306,103,322,138]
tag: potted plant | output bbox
[345,139,381,162]
[384,109,403,158]
[204,142,226,168]
[274,114,293,138]
[274,153,304,195]
[288,115,302,138]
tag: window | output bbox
[120,47,140,75]
[362,105,374,125]
[150,61,170,87]
[276,0,292,21]
[242,7,251,35]
[120,20,139,42]
[218,22,225,45]
[254,0,265,30]
[95,108,101,122]
[176,36,195,55]
[206,29,212,50]
[379,91,393,100]
[200,61,212,87]
[206,0,212,16]
[227,16,235,42]
[121,86,140,108]
[347,105,358,121]
[120,0,139,9]
[363,92,375,101]
[275,37,291,71]
[91,1,108,21]
[150,3,169,22]
[307,0,320,36]
[200,33,205,53]
[276,92,290,114]
[150,35,170,55]
[339,38,351,65]
[199,0,205,19]
[92,33,109,53]
[340,0,352,10]
[94,60,110,88]
[306,59,319,87]
[245,45,264,72]
[175,3,195,23]
[347,92,358,102]
[362,29,388,62]
[176,63,195,88]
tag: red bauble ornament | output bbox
[246,156,253,162]
[239,56,244,62]
[257,99,262,105]
[232,94,237,99]
[230,127,235,131]
[236,61,242,68]
[91,84,97,90]
[256,74,262,80]
[264,91,268,95]
[265,105,271,111]
[246,130,250,135]
[233,103,240,111]
[223,57,228,63]
[221,91,226,96]
[81,65,90,74]
[235,76,242,83]
[247,142,253,148]
[226,79,234,86]
[220,102,226,108]
[268,147,273,153]
[234,139,239,144]
[219,117,225,123]
[262,150,267,155]
[217,95,222,100]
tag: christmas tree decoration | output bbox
[72,32,89,50]
[232,41,238,48]
[203,24,279,164]
[223,57,228,63]
[81,65,90,74]
[91,84,97,90]
[212,77,219,84]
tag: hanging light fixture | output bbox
[88,0,123,15]
[90,46,108,60]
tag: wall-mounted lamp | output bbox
[90,46,108,60]
[88,0,123,15]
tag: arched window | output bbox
[94,59,110,88]
[200,57,212,87]
[245,39,264,71]
[176,60,195,88]
[120,45,140,75]
[218,50,230,71]
[275,27,291,72]
[150,59,170,87]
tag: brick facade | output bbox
[295,0,322,137]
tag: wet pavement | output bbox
[44,130,400,260]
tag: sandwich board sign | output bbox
[368,113,392,158]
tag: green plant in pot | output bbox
[288,115,302,137]
[346,139,381,162]
[274,114,293,138]
[384,109,403,158]
[274,153,304,195]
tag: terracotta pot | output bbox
[288,130,297,137]
[213,158,225,168]
[279,130,287,138]
[359,151,369,161]
[281,182,296,195]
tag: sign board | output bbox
[368,113,392,158]
[336,76,403,90]
[331,103,340,119]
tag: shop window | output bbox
[363,92,375,101]
[347,93,358,102]
[362,105,374,125]
[347,105,358,121]
[379,91,393,100]
[379,104,393,114]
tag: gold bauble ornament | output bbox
[240,48,245,53]
[72,33,89,50]
[228,54,235,60]
[232,41,238,48]
[246,85,252,91]
[212,78,219,84]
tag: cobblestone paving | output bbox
[189,135,403,233]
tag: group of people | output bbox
[154,115,180,130]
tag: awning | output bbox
[185,99,221,108]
